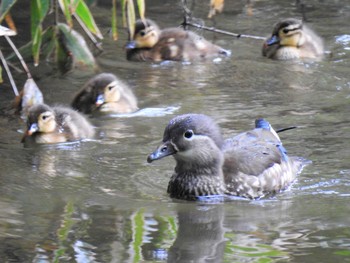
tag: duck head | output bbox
[126,19,161,49]
[266,18,305,48]
[26,104,56,135]
[147,114,225,170]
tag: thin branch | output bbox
[4,35,32,78]
[0,49,19,96]
[73,14,103,52]
[185,21,266,40]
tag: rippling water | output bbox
[0,0,349,262]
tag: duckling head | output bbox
[147,114,225,171]
[88,73,121,108]
[126,19,160,49]
[26,104,56,135]
[266,18,305,48]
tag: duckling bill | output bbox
[22,103,95,144]
[126,19,231,62]
[262,18,324,60]
[147,114,308,201]
[72,73,138,114]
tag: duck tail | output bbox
[255,118,288,160]
[255,118,271,130]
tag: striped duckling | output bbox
[262,18,324,60]
[72,73,138,114]
[22,103,95,144]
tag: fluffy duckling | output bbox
[262,18,324,60]
[22,104,95,144]
[147,114,307,200]
[71,73,138,114]
[126,19,231,62]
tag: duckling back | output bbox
[126,19,230,62]
[54,106,95,140]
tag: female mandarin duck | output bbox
[22,103,95,144]
[262,18,324,60]
[126,19,231,62]
[71,73,138,114]
[147,114,308,200]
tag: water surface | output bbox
[0,0,350,262]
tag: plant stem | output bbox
[4,35,32,78]
[0,49,19,96]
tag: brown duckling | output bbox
[126,19,231,62]
[147,114,308,201]
[71,73,138,114]
[22,104,95,144]
[262,18,324,60]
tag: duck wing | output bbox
[222,119,303,198]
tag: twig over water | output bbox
[185,21,266,40]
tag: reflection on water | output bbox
[0,0,350,262]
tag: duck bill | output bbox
[95,94,105,106]
[266,35,280,46]
[26,123,39,136]
[147,141,176,163]
[125,41,137,50]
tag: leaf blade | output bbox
[75,0,103,39]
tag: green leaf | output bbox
[31,0,49,66]
[136,0,145,19]
[0,0,17,23]
[58,0,73,27]
[75,0,103,39]
[6,26,55,62]
[121,0,126,27]
[56,23,97,72]
[32,26,42,66]
[111,0,118,40]
[126,0,136,39]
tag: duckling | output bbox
[262,18,324,60]
[22,104,95,144]
[126,19,231,62]
[147,114,307,200]
[71,73,138,114]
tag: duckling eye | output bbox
[139,30,146,37]
[108,86,114,91]
[184,130,194,139]
[42,115,48,120]
[282,28,289,34]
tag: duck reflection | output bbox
[167,204,226,263]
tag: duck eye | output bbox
[139,30,146,37]
[42,115,47,120]
[282,28,289,34]
[184,130,194,139]
[108,86,114,91]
